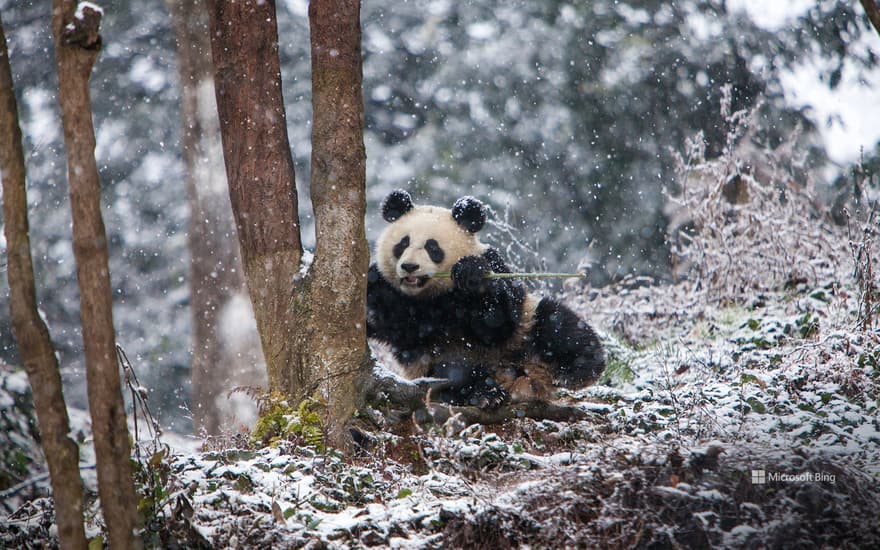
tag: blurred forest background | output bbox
[1,0,878,432]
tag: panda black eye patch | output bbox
[393,235,410,258]
[425,239,445,263]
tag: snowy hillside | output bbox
[5,278,877,548]
[3,150,879,548]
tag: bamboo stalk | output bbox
[430,272,585,279]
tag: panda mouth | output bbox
[400,275,430,288]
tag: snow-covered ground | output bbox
[5,269,877,547]
[145,273,875,548]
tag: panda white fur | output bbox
[367,189,605,407]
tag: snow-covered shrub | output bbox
[0,367,49,509]
[666,86,855,304]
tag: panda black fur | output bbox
[367,189,605,407]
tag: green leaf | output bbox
[149,449,166,468]
[396,488,413,499]
[746,397,766,414]
[234,474,254,493]
[795,312,819,338]
[740,374,766,389]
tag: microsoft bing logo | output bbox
[748,468,836,484]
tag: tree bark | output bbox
[50,2,140,548]
[0,14,88,550]
[166,0,264,435]
[860,0,880,37]
[306,0,371,448]
[206,0,302,390]
[207,0,370,449]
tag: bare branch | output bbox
[365,371,593,430]
[429,401,592,426]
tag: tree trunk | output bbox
[207,0,370,449]
[860,0,880,37]
[206,0,302,391]
[50,2,140,548]
[0,14,88,550]
[306,0,371,448]
[166,0,265,436]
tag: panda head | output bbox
[376,189,488,297]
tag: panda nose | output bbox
[401,262,420,274]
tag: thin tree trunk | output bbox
[0,14,87,550]
[50,2,140,548]
[207,0,370,449]
[206,0,302,398]
[306,0,371,449]
[166,0,264,435]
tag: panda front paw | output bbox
[451,256,490,293]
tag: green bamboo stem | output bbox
[430,272,585,279]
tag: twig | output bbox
[428,401,595,425]
[117,344,163,460]
[430,271,585,280]
[0,464,97,501]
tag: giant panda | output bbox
[367,189,605,408]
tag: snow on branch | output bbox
[63,1,102,49]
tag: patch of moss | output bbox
[251,394,325,450]
[598,337,637,387]
[717,305,748,327]
[794,312,819,339]
[599,352,635,386]
[603,357,635,385]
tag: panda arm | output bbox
[367,263,432,363]
[366,263,399,339]
[449,248,512,291]
[451,249,525,345]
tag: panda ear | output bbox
[382,189,414,222]
[452,196,487,233]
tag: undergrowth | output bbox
[667,86,854,303]
[250,395,325,450]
